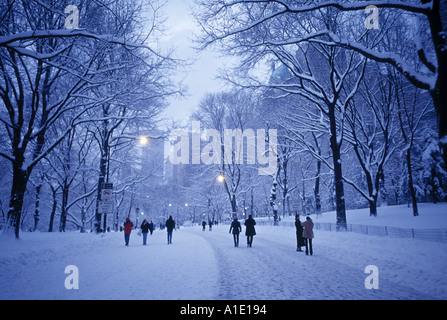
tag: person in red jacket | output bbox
[123,217,134,246]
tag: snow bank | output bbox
[295,202,447,229]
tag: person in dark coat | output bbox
[244,215,256,247]
[208,219,213,231]
[123,217,134,246]
[165,215,176,244]
[140,219,150,245]
[202,220,206,231]
[229,217,242,247]
[295,214,305,252]
[301,216,314,255]
[148,220,154,235]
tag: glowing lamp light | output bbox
[139,136,148,145]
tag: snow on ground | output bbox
[1,204,446,300]
[0,229,219,300]
[311,202,447,229]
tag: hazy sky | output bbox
[160,0,233,124]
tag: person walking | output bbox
[148,220,154,235]
[123,217,134,246]
[208,219,213,231]
[295,214,305,252]
[301,216,314,255]
[202,220,206,231]
[244,214,256,247]
[165,215,176,244]
[140,219,150,245]
[229,217,242,247]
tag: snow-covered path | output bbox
[0,224,446,300]
[194,226,437,300]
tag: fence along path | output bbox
[257,220,447,243]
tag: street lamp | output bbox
[217,173,225,183]
[139,136,148,145]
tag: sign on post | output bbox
[100,183,113,213]
[289,200,300,213]
[99,201,114,214]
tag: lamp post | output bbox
[135,207,140,229]
[95,135,149,233]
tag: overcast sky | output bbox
[160,0,233,124]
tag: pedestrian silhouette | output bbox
[295,214,305,252]
[140,219,150,245]
[165,215,176,244]
[123,217,134,246]
[244,215,256,247]
[229,217,242,247]
[301,216,314,255]
[148,220,154,235]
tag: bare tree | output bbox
[392,69,433,215]
[0,0,177,238]
[192,91,257,216]
[196,0,447,172]
[343,62,402,216]
[196,2,373,228]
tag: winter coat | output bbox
[301,219,314,239]
[244,217,256,236]
[295,219,305,246]
[124,219,134,234]
[229,219,242,235]
[140,220,150,233]
[165,217,175,232]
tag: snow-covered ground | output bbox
[311,202,447,229]
[0,203,446,300]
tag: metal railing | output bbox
[257,219,447,243]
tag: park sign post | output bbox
[100,183,113,214]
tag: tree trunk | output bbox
[6,167,28,239]
[314,159,322,216]
[312,133,322,216]
[332,150,347,230]
[329,106,347,230]
[270,156,280,224]
[365,174,377,217]
[94,115,109,233]
[369,196,378,217]
[250,187,254,216]
[33,184,42,231]
[80,204,86,233]
[406,148,419,216]
[230,193,237,214]
[430,82,447,168]
[48,187,58,232]
[281,155,289,217]
[428,0,447,167]
[59,184,69,232]
[94,162,106,233]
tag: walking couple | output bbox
[229,215,256,247]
